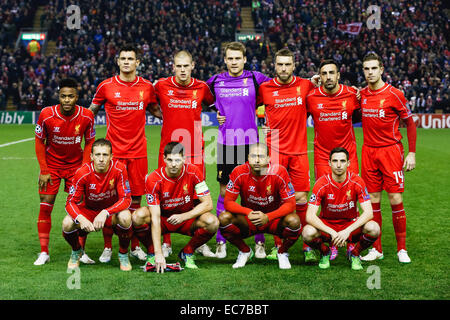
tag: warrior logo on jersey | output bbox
[114,92,121,98]
[249,185,256,192]
[109,178,115,189]
[75,124,80,135]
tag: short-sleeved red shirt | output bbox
[92,76,157,158]
[35,105,95,170]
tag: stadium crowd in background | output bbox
[0,0,448,113]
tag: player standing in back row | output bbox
[34,77,95,266]
[153,50,215,257]
[89,44,160,263]
[359,52,416,263]
[257,48,318,262]
[204,42,271,259]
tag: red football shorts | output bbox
[361,143,405,193]
[160,215,196,236]
[158,153,205,178]
[115,157,148,196]
[72,206,113,226]
[244,216,282,237]
[39,167,78,195]
[319,218,362,243]
[269,151,310,192]
[314,148,359,180]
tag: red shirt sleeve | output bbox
[65,168,86,221]
[224,169,253,215]
[202,82,215,106]
[35,137,49,175]
[266,197,295,221]
[145,173,161,206]
[91,80,107,106]
[224,191,253,215]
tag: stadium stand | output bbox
[0,0,448,112]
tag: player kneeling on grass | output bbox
[132,142,218,272]
[219,143,300,269]
[62,139,134,271]
[302,147,380,270]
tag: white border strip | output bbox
[0,137,34,148]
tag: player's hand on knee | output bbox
[333,230,350,247]
[167,213,184,225]
[93,210,109,231]
[39,173,52,191]
[78,215,95,233]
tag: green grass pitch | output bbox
[0,124,448,300]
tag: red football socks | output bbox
[63,229,81,251]
[296,202,309,251]
[278,227,301,254]
[391,202,407,251]
[371,202,383,252]
[113,224,133,254]
[220,224,250,253]
[37,202,53,253]
[183,228,215,254]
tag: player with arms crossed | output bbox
[62,139,133,271]
[205,42,271,259]
[153,50,215,257]
[219,143,300,269]
[359,53,416,263]
[302,147,380,270]
[257,48,317,262]
[132,142,219,271]
[34,77,95,265]
[306,59,360,260]
[89,44,160,263]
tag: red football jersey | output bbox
[155,76,214,157]
[306,84,359,164]
[309,172,371,221]
[91,76,157,158]
[145,163,210,217]
[360,83,412,148]
[35,105,95,170]
[65,160,132,220]
[257,76,315,154]
[226,162,295,213]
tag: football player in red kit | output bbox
[62,139,133,271]
[90,43,160,263]
[219,143,300,269]
[34,77,95,266]
[132,142,218,272]
[359,53,416,263]
[302,147,380,270]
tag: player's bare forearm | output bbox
[149,206,164,256]
[147,103,162,119]
[89,103,101,116]
[306,205,336,236]
[345,201,374,235]
[184,194,213,220]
